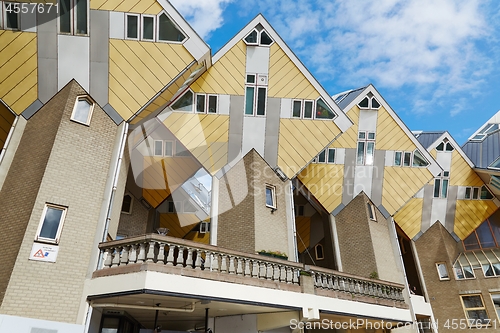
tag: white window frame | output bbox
[125,13,140,40]
[195,93,218,114]
[265,184,276,209]
[121,193,133,214]
[356,131,376,165]
[170,88,195,112]
[243,28,259,45]
[433,171,449,199]
[245,73,267,117]
[70,95,94,126]
[153,140,163,157]
[357,96,381,110]
[141,14,155,41]
[156,11,186,44]
[164,140,174,157]
[58,0,89,36]
[35,204,67,244]
[199,221,209,233]
[2,2,21,30]
[436,262,450,280]
[292,99,314,119]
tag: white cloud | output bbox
[169,0,232,39]
[246,0,491,115]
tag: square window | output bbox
[265,185,276,209]
[367,132,375,140]
[36,204,67,244]
[436,262,450,280]
[246,74,256,84]
[358,132,366,139]
[70,96,94,125]
[460,295,490,327]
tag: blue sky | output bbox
[171,0,500,144]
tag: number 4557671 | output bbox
[5,2,59,14]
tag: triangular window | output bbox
[171,90,194,112]
[260,30,273,45]
[158,13,186,42]
[244,30,258,44]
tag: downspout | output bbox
[98,122,128,268]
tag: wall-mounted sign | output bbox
[29,243,59,262]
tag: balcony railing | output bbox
[96,234,405,304]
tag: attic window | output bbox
[71,96,94,125]
[436,139,454,152]
[412,149,429,167]
[489,156,500,170]
[171,90,194,112]
[244,28,274,46]
[158,13,186,42]
[358,95,381,110]
[315,98,336,119]
[471,123,499,141]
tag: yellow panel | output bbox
[0,102,15,150]
[143,2,163,15]
[430,148,437,160]
[191,41,245,95]
[2,64,36,107]
[376,106,416,151]
[268,44,321,99]
[331,106,359,149]
[10,82,37,113]
[184,231,210,244]
[0,39,36,83]
[90,0,107,10]
[298,164,344,213]
[113,0,139,12]
[159,213,199,239]
[394,198,423,239]
[164,114,229,175]
[454,200,498,240]
[450,150,483,186]
[382,167,433,215]
[109,75,139,119]
[296,216,311,253]
[155,43,193,72]
[278,119,340,179]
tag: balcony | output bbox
[86,235,411,330]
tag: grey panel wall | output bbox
[421,184,434,233]
[90,10,109,106]
[227,95,244,163]
[445,186,458,234]
[37,8,58,103]
[264,97,280,167]
[371,150,385,206]
[342,148,356,205]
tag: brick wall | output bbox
[0,80,119,323]
[117,193,149,237]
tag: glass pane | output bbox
[467,310,489,323]
[433,179,441,198]
[367,203,374,219]
[483,264,495,276]
[121,195,132,213]
[158,13,185,41]
[358,97,369,108]
[72,98,92,123]
[304,101,313,118]
[463,265,475,278]
[328,149,335,163]
[315,244,324,259]
[76,0,87,34]
[318,150,326,163]
[491,294,500,318]
[491,219,500,245]
[196,94,205,113]
[371,98,380,108]
[154,141,163,156]
[246,74,255,84]
[6,7,19,29]
[265,187,274,207]
[437,263,449,279]
[463,232,480,250]
[455,264,465,279]
[436,142,444,151]
[413,150,429,167]
[473,187,479,199]
[480,186,493,199]
[403,152,411,166]
[477,221,496,248]
[245,87,255,115]
[245,30,258,44]
[394,152,402,166]
[368,132,375,140]
[164,141,173,156]
[126,15,138,38]
[490,156,500,169]
[441,179,448,198]
[485,123,499,134]
[358,132,366,139]
[292,101,301,118]
[443,171,449,177]
[445,142,454,151]
[256,87,266,115]
[315,98,335,119]
[465,187,471,199]
[260,31,273,45]
[60,0,71,33]
[172,90,193,112]
[357,142,365,165]
[39,207,64,240]
[366,142,374,165]
[143,16,154,40]
[208,96,217,113]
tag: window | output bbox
[121,194,133,214]
[153,140,176,157]
[460,295,490,326]
[2,2,20,30]
[59,0,88,35]
[70,96,94,125]
[433,171,449,198]
[292,100,314,119]
[36,204,67,244]
[126,14,139,39]
[312,148,335,164]
[453,254,475,279]
[436,262,450,280]
[265,185,276,209]
[490,156,500,170]
[195,93,218,114]
[125,12,185,42]
[315,244,324,260]
[491,294,500,321]
[199,221,209,233]
[367,202,376,221]
[357,94,381,110]
[412,149,429,167]
[171,90,194,112]
[394,150,428,167]
[436,138,454,152]
[464,186,493,200]
[394,151,402,166]
[357,131,375,165]
[167,201,175,213]
[315,98,336,119]
[491,175,500,191]
[142,15,155,41]
[154,140,163,156]
[158,12,185,42]
[243,28,274,46]
[164,140,174,157]
[471,123,499,141]
[463,220,500,250]
[245,73,267,116]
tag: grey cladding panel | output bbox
[421,184,434,233]
[37,11,58,103]
[21,99,43,119]
[227,95,244,163]
[90,10,109,106]
[342,148,356,205]
[103,104,123,125]
[371,150,385,206]
[445,186,458,234]
[264,97,280,167]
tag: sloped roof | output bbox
[462,131,500,169]
[413,131,446,149]
[332,86,367,111]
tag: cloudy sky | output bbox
[170,0,500,144]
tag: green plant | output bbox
[369,271,379,279]
[258,250,288,259]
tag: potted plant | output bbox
[258,250,288,260]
